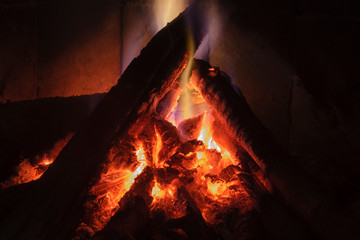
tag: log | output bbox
[0,6,207,240]
[211,117,273,192]
[167,186,218,240]
[238,172,318,240]
[0,93,105,183]
[190,59,360,240]
[153,114,182,164]
[178,112,205,141]
[91,167,154,240]
[156,81,181,119]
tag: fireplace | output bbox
[1,1,359,240]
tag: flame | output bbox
[124,147,146,190]
[177,36,195,122]
[76,59,247,235]
[82,143,149,233]
[153,0,190,32]
[117,145,147,196]
[166,112,177,126]
[153,0,196,124]
[207,181,229,197]
[153,127,163,168]
[136,146,146,161]
[79,82,244,234]
[151,181,166,201]
[198,111,220,151]
[197,111,210,143]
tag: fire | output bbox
[151,181,166,201]
[124,154,146,191]
[3,79,245,236]
[0,134,73,190]
[136,145,146,161]
[207,181,229,197]
[153,0,190,32]
[174,87,243,223]
[153,128,163,168]
[78,143,150,233]
[166,112,177,126]
[75,65,247,237]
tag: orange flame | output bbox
[151,181,166,201]
[153,128,163,168]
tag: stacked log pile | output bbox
[0,3,358,240]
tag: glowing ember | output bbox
[83,143,149,231]
[136,146,146,161]
[207,181,227,197]
[152,181,166,201]
[125,159,146,191]
[153,128,163,168]
[76,68,248,237]
[0,133,73,190]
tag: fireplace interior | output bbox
[0,0,359,240]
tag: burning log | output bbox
[0,5,207,239]
[106,136,138,170]
[0,94,105,184]
[156,81,182,119]
[167,187,218,240]
[178,139,205,155]
[212,118,273,192]
[190,59,360,240]
[178,113,205,141]
[91,167,154,240]
[136,116,157,167]
[153,114,182,165]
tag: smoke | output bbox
[194,0,225,61]
[152,0,190,34]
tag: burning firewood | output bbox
[155,167,181,186]
[190,59,360,240]
[106,135,138,171]
[91,167,154,240]
[219,165,241,183]
[152,114,182,165]
[212,117,273,192]
[178,139,205,155]
[0,5,207,239]
[178,113,205,141]
[136,116,157,167]
[167,186,218,240]
[0,133,74,190]
[156,81,182,119]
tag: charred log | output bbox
[212,118,273,192]
[0,94,104,183]
[167,187,218,240]
[190,59,360,240]
[153,114,182,164]
[238,172,318,240]
[178,139,205,155]
[156,81,182,119]
[92,167,154,240]
[178,113,204,141]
